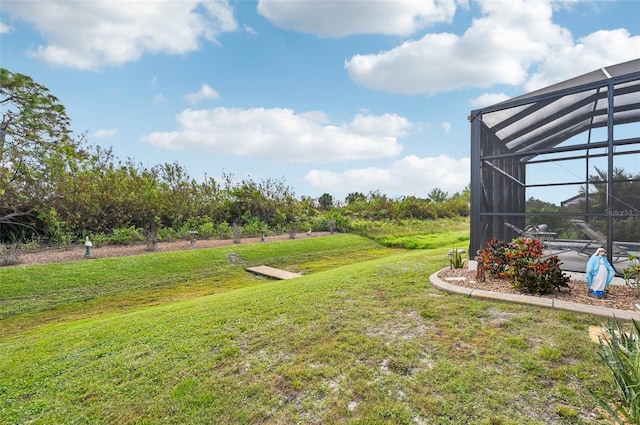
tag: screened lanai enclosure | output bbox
[469,58,640,273]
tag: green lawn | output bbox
[0,232,615,424]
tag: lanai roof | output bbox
[471,58,640,159]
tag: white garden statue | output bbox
[84,236,93,258]
[586,247,615,298]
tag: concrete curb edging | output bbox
[429,270,640,321]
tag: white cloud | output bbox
[344,0,638,95]
[524,29,640,91]
[300,110,330,125]
[304,155,470,197]
[185,84,220,104]
[470,93,510,108]
[257,0,457,38]
[440,122,451,133]
[345,0,570,94]
[91,128,118,139]
[244,24,257,36]
[2,0,238,70]
[153,94,168,104]
[142,108,408,162]
[0,20,11,34]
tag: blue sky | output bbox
[1,0,639,203]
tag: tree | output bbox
[395,195,434,220]
[366,190,393,219]
[577,166,640,241]
[427,187,449,203]
[582,166,640,213]
[258,177,297,229]
[318,193,334,210]
[451,184,471,201]
[0,68,80,240]
[345,192,366,205]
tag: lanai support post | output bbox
[470,111,483,254]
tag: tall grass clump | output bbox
[0,243,21,266]
[591,319,640,424]
[352,217,470,249]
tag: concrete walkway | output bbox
[246,265,302,280]
[430,269,640,321]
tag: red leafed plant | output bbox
[482,237,569,295]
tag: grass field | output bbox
[0,226,616,424]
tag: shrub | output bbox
[88,233,110,247]
[197,221,215,238]
[481,237,569,295]
[215,222,233,239]
[481,238,511,278]
[504,255,570,295]
[157,226,180,241]
[109,226,143,245]
[242,217,267,237]
[508,237,544,259]
[38,208,73,246]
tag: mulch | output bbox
[437,267,640,313]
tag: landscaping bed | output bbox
[438,267,640,312]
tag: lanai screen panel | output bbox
[470,58,640,272]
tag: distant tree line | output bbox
[1,68,470,247]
